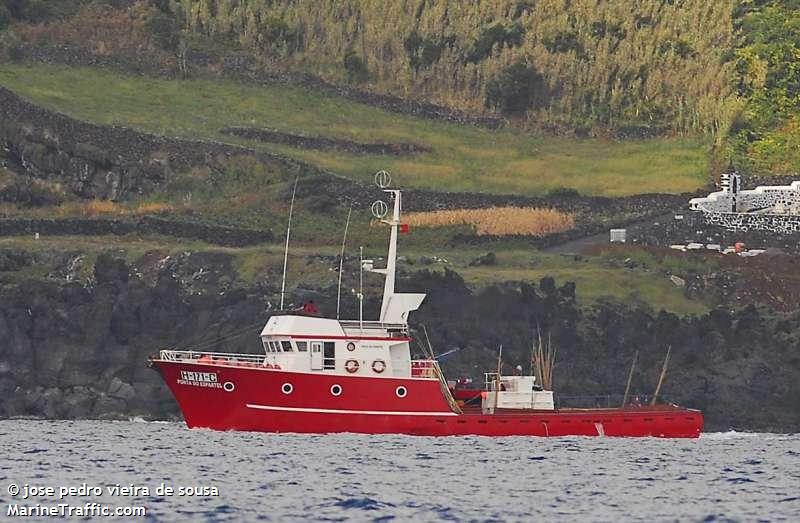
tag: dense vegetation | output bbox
[175,0,799,173]
[178,0,738,137]
[731,0,800,173]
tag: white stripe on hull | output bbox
[246,403,457,416]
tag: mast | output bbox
[378,189,401,322]
[336,204,353,319]
[366,170,425,324]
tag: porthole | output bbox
[331,384,342,396]
[223,381,235,392]
[346,342,356,352]
[281,383,293,395]
[395,386,407,398]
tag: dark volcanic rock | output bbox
[0,87,320,201]
[0,253,269,421]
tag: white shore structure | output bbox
[689,173,800,234]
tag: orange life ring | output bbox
[345,359,360,373]
[371,359,386,374]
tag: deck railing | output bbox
[158,350,268,366]
[157,351,445,377]
[339,320,409,335]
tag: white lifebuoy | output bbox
[371,359,386,374]
[345,359,360,373]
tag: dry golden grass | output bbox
[81,200,123,216]
[52,200,173,217]
[404,207,575,236]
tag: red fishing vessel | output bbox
[149,175,703,438]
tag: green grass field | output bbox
[0,63,709,197]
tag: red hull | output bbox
[152,361,703,438]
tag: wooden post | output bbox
[651,346,672,406]
[622,350,638,407]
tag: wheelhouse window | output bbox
[296,341,308,352]
[323,342,335,370]
[270,341,281,352]
[281,341,293,352]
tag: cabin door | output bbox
[310,342,323,370]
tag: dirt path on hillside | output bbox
[543,212,677,253]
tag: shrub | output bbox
[659,39,694,58]
[259,15,302,54]
[344,51,369,83]
[404,31,453,70]
[145,10,180,51]
[466,22,524,63]
[543,30,583,55]
[485,62,548,115]
[546,187,581,198]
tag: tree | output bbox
[485,62,548,115]
[343,51,368,83]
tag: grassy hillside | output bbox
[0,63,708,197]
[1,1,796,176]
[179,0,737,136]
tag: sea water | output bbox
[0,420,798,521]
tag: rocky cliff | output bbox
[0,251,268,420]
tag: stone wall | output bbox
[704,212,800,235]
[221,127,430,156]
[0,217,273,247]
